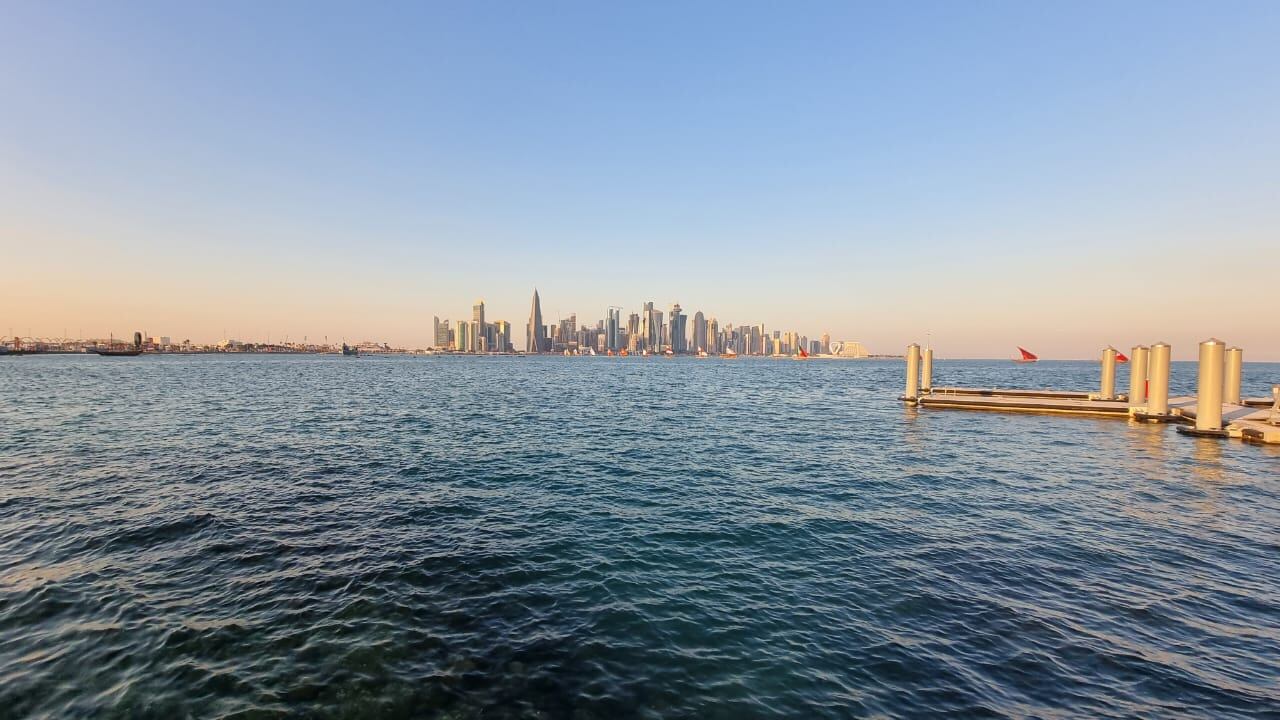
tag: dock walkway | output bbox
[917,389,1279,443]
[902,342,1279,446]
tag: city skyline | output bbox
[431,289,852,356]
[5,276,1278,360]
[4,3,1279,359]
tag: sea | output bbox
[1,354,1278,718]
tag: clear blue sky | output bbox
[3,1,1278,357]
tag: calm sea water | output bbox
[2,355,1278,719]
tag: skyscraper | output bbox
[627,312,640,353]
[434,317,451,349]
[639,301,654,352]
[455,321,470,352]
[606,308,620,351]
[494,320,511,353]
[526,289,545,353]
[691,310,705,353]
[668,304,686,354]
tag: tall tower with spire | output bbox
[526,288,545,353]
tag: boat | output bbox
[342,343,359,356]
[91,332,143,357]
[722,348,739,359]
[1115,349,1129,363]
[792,346,811,360]
[1012,346,1038,363]
[697,348,709,358]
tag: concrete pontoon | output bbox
[902,342,1280,446]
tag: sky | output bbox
[2,1,1278,358]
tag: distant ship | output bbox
[792,346,811,360]
[342,343,359,356]
[1012,346,1038,363]
[91,332,143,357]
[722,348,739,359]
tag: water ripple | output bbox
[1,355,1278,718]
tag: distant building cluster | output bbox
[7,293,869,358]
[0,334,401,355]
[432,289,869,358]
[433,300,514,353]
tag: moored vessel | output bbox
[91,332,144,357]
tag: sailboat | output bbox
[792,346,810,360]
[1115,349,1129,363]
[1012,346,1038,364]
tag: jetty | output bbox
[900,341,1280,446]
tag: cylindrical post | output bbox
[1147,342,1171,416]
[1195,339,1225,431]
[903,343,920,402]
[1223,347,1242,406]
[921,348,933,394]
[1127,345,1148,410]
[1100,347,1117,400]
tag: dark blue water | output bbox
[2,355,1278,718]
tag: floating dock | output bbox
[920,393,1129,417]
[901,341,1280,446]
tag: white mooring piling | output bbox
[1127,345,1149,411]
[1224,347,1243,406]
[1099,347,1118,400]
[1178,338,1227,438]
[1196,339,1226,431]
[903,344,921,402]
[1145,342,1172,419]
[921,348,933,394]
